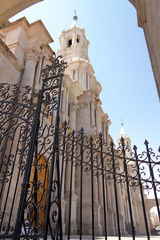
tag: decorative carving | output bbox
[70,101,79,111]
[0,39,23,71]
[78,102,88,109]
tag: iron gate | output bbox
[0,56,160,240]
[0,56,67,239]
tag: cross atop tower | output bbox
[73,10,78,21]
[57,13,89,61]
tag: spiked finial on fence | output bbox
[133,145,137,151]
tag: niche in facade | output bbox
[68,39,72,47]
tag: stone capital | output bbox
[70,101,79,112]
[25,52,39,63]
[26,39,41,62]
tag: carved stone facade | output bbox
[0,17,53,86]
[56,17,151,235]
[0,16,153,236]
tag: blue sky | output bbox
[11,0,160,155]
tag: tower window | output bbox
[73,70,76,80]
[77,35,80,43]
[68,39,72,47]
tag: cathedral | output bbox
[0,10,157,239]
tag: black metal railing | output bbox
[0,56,159,240]
[0,56,67,239]
[56,122,160,240]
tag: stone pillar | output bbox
[75,70,78,81]
[93,174,102,235]
[21,41,40,87]
[117,184,126,235]
[106,181,116,235]
[21,52,39,87]
[69,101,78,130]
[34,54,44,88]
[98,172,106,235]
[65,88,69,116]
[64,155,78,234]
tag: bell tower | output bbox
[57,13,89,62]
[57,13,94,91]
[118,123,132,150]
[57,14,110,139]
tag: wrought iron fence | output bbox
[0,56,159,240]
[0,56,67,239]
[56,122,160,240]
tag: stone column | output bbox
[69,101,78,130]
[65,88,69,116]
[21,52,39,88]
[34,54,44,88]
[21,41,40,88]
[75,70,79,81]
[98,171,105,234]
[107,181,116,234]
[64,152,78,234]
[93,174,102,235]
[117,184,126,235]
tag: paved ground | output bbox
[3,235,160,240]
[62,236,160,240]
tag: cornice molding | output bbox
[0,39,23,71]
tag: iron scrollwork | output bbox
[0,56,67,239]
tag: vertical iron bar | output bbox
[33,117,39,234]
[133,145,150,240]
[14,83,44,237]
[2,127,22,232]
[110,141,121,240]
[0,125,17,202]
[43,75,63,240]
[99,133,108,240]
[56,131,63,240]
[145,140,160,222]
[68,130,75,240]
[7,125,30,236]
[90,136,95,240]
[121,137,135,240]
[80,128,84,240]
[60,121,67,185]
[7,127,23,230]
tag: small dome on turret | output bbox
[120,123,127,138]
[117,122,132,150]
[71,10,78,28]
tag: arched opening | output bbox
[77,35,80,43]
[68,39,72,47]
